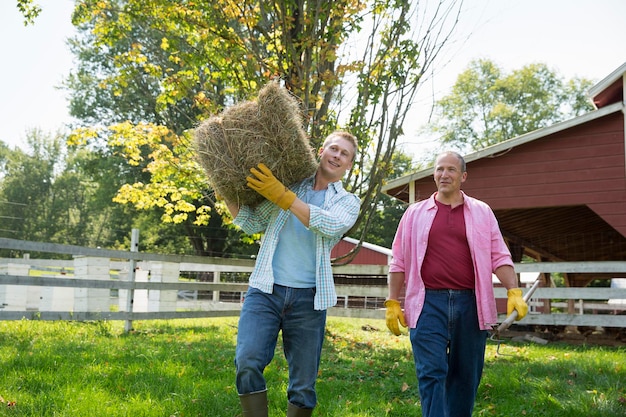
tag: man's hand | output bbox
[384,299,407,336]
[507,288,528,320]
[247,163,296,210]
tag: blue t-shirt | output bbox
[272,187,327,288]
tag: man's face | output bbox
[318,136,354,181]
[433,153,467,196]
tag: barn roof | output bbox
[331,237,391,266]
[589,61,626,109]
[342,236,392,257]
[383,61,626,274]
[383,101,623,198]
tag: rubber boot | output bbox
[239,390,268,417]
[287,402,313,417]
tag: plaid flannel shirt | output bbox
[234,176,360,310]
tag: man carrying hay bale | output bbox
[225,131,360,417]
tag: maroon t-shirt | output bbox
[421,199,476,290]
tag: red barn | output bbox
[331,236,391,266]
[331,237,391,309]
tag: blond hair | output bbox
[323,131,358,161]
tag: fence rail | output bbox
[1,236,626,330]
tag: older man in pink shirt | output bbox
[385,151,528,417]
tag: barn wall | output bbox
[411,112,626,236]
[331,240,389,265]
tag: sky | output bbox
[1,0,625,156]
[0,0,75,149]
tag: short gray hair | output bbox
[437,151,466,172]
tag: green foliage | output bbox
[15,0,41,26]
[431,59,596,152]
[357,194,406,248]
[0,128,257,257]
[352,150,414,248]
[63,0,465,259]
[0,131,139,254]
[0,131,65,244]
[0,318,624,416]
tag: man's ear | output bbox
[318,146,324,156]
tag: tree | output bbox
[352,149,415,248]
[0,131,64,245]
[0,131,201,256]
[431,59,596,151]
[66,0,464,259]
[0,131,120,250]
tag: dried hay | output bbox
[194,82,318,207]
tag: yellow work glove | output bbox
[384,299,407,336]
[506,288,529,320]
[247,163,296,210]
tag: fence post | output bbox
[148,262,180,312]
[73,256,109,312]
[124,229,140,332]
[0,263,30,310]
[213,271,221,302]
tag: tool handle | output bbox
[496,278,541,333]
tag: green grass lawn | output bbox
[0,317,624,416]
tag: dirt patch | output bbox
[499,326,626,347]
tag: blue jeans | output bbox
[235,285,326,409]
[409,289,487,417]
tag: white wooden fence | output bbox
[1,237,625,330]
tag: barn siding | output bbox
[410,112,626,236]
[589,200,626,236]
[331,240,389,265]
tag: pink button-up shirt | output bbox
[389,192,513,330]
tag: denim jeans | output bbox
[409,289,488,417]
[235,285,327,409]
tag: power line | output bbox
[0,200,27,207]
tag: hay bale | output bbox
[194,82,318,207]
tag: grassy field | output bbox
[0,317,624,416]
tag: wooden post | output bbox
[124,229,139,333]
[213,271,221,302]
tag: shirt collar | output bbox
[302,175,344,193]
